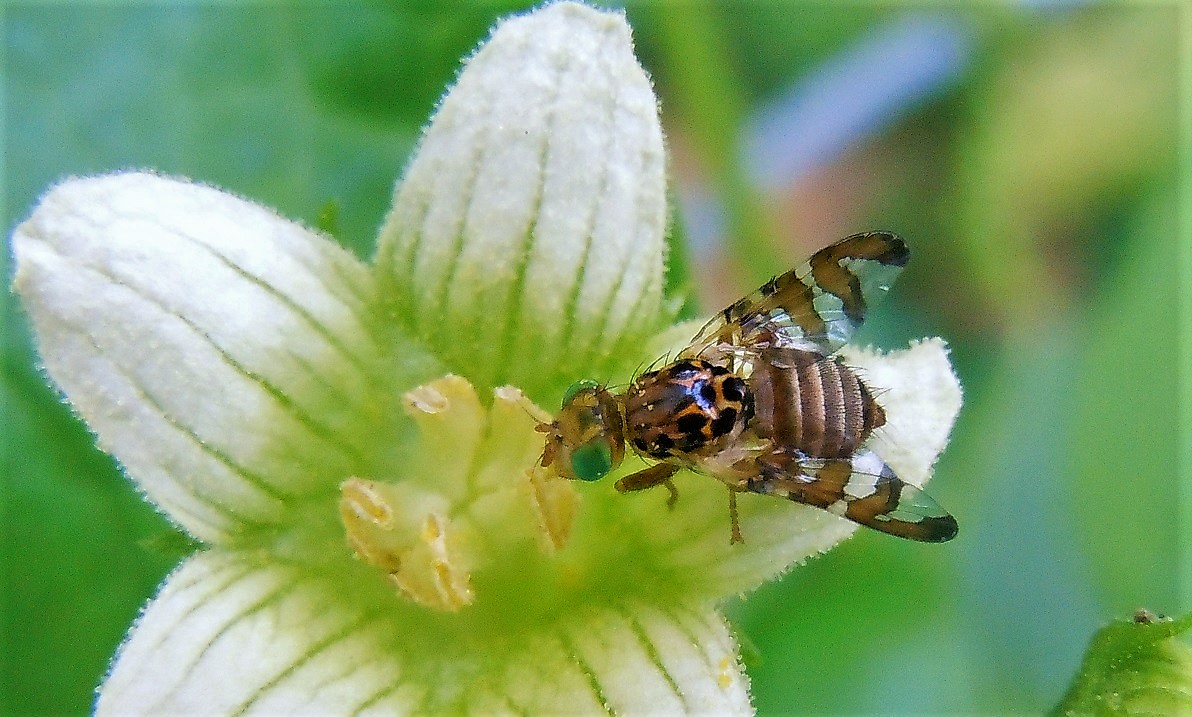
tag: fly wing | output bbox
[749,448,957,543]
[688,231,909,357]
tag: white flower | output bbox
[11,3,961,714]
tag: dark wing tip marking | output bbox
[921,514,959,542]
[860,231,909,267]
[751,451,957,543]
[856,477,958,543]
[835,230,909,266]
[870,507,958,543]
[829,230,909,267]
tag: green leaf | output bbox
[1052,611,1192,716]
[3,4,444,256]
[0,344,177,715]
[1070,191,1179,613]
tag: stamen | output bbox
[338,477,474,612]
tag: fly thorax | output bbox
[624,359,748,460]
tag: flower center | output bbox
[337,376,578,612]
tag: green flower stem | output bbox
[648,2,783,282]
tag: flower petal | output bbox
[492,603,752,715]
[839,338,964,486]
[96,551,419,715]
[100,552,751,715]
[376,2,667,401]
[11,172,421,543]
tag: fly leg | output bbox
[615,463,680,508]
[728,488,745,545]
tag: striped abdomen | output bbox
[750,347,884,458]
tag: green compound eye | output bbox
[569,442,613,482]
[561,379,599,406]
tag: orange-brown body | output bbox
[538,232,958,544]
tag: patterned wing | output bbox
[689,231,908,357]
[749,448,957,543]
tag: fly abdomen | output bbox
[751,347,884,458]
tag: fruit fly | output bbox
[537,232,957,544]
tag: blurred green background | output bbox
[1,2,1183,714]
